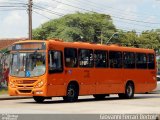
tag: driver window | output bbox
[49,50,63,73]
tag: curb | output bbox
[0,94,32,101]
[150,91,160,94]
[0,97,32,101]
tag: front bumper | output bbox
[9,86,47,97]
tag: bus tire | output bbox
[118,82,134,99]
[33,96,45,103]
[93,94,108,100]
[63,83,79,102]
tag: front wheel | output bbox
[118,82,134,99]
[63,84,79,102]
[33,96,45,103]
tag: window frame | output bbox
[109,51,122,68]
[78,48,94,68]
[147,53,155,69]
[136,53,147,69]
[48,50,63,74]
[94,50,108,68]
[123,52,136,69]
[64,47,78,68]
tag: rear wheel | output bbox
[118,82,134,99]
[63,84,79,102]
[33,96,45,103]
[93,94,109,100]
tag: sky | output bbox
[0,0,160,38]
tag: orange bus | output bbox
[9,39,157,103]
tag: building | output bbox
[0,38,27,50]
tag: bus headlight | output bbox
[35,80,44,88]
[9,81,16,88]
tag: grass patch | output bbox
[0,88,8,95]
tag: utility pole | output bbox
[95,30,103,44]
[28,0,33,40]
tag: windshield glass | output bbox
[10,52,46,77]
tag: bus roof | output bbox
[12,39,155,53]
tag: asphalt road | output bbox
[0,94,160,114]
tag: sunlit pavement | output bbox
[0,93,160,114]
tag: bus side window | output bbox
[148,54,155,69]
[109,51,122,68]
[49,51,63,73]
[94,50,108,68]
[79,49,94,68]
[64,48,78,68]
[123,52,135,69]
[136,53,147,69]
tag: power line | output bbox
[34,2,75,13]
[116,27,148,34]
[0,8,25,11]
[11,0,26,2]
[119,17,156,28]
[0,5,26,7]
[51,0,153,21]
[111,15,160,25]
[113,19,156,28]
[33,4,64,16]
[0,2,27,5]
[32,2,158,33]
[33,10,52,20]
[32,0,155,29]
[0,0,158,38]
[82,0,160,18]
[52,0,91,12]
[52,0,160,25]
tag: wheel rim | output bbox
[68,88,75,97]
[127,85,133,97]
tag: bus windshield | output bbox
[10,52,46,77]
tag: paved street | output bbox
[0,93,160,114]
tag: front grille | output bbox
[16,80,37,84]
[17,85,33,88]
[18,90,32,93]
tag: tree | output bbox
[33,12,160,50]
[139,30,160,50]
[33,12,116,43]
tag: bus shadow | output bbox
[21,97,119,104]
[20,94,160,104]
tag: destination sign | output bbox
[12,42,46,50]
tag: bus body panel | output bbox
[9,40,157,98]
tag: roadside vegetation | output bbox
[0,88,8,95]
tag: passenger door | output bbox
[47,50,65,96]
[108,51,124,93]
